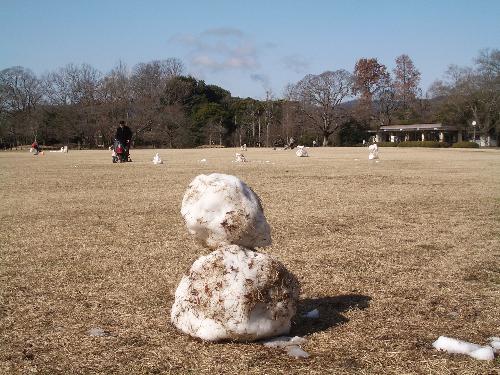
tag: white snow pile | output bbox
[171,244,299,342]
[49,146,68,153]
[241,144,247,151]
[172,173,300,343]
[262,336,309,358]
[368,144,379,160]
[152,153,163,164]
[489,337,500,351]
[432,336,496,361]
[235,153,247,162]
[88,327,110,337]
[295,145,308,157]
[180,173,271,249]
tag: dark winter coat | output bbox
[115,126,132,144]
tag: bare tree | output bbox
[0,66,43,112]
[0,66,44,146]
[99,62,133,142]
[45,63,101,105]
[393,54,421,113]
[101,61,130,103]
[43,63,103,147]
[289,70,353,146]
[264,90,275,147]
[129,59,186,145]
[162,57,185,78]
[131,59,184,100]
[475,48,500,77]
[352,58,390,123]
[431,50,500,143]
[353,58,389,103]
[373,74,398,126]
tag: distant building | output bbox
[369,123,459,143]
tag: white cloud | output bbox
[191,55,217,68]
[171,28,260,73]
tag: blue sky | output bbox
[1,0,499,99]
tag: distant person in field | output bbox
[31,140,40,155]
[114,120,133,160]
[115,120,132,146]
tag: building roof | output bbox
[379,123,458,131]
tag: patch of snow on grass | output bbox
[152,153,163,164]
[262,336,309,358]
[88,327,110,337]
[488,337,500,352]
[432,336,495,361]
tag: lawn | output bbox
[1,147,499,374]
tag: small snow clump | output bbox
[432,336,495,361]
[432,336,481,354]
[152,153,163,164]
[468,346,495,361]
[368,144,379,160]
[295,146,308,157]
[489,337,500,352]
[262,335,306,348]
[262,336,309,358]
[235,153,247,162]
[286,345,310,358]
[88,327,110,337]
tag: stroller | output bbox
[111,139,131,163]
[283,137,296,150]
[31,142,40,155]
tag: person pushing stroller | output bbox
[113,120,132,162]
[31,140,41,155]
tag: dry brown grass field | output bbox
[1,146,499,374]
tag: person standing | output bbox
[31,140,40,155]
[115,120,132,145]
[115,120,133,161]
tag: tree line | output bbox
[0,49,498,149]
